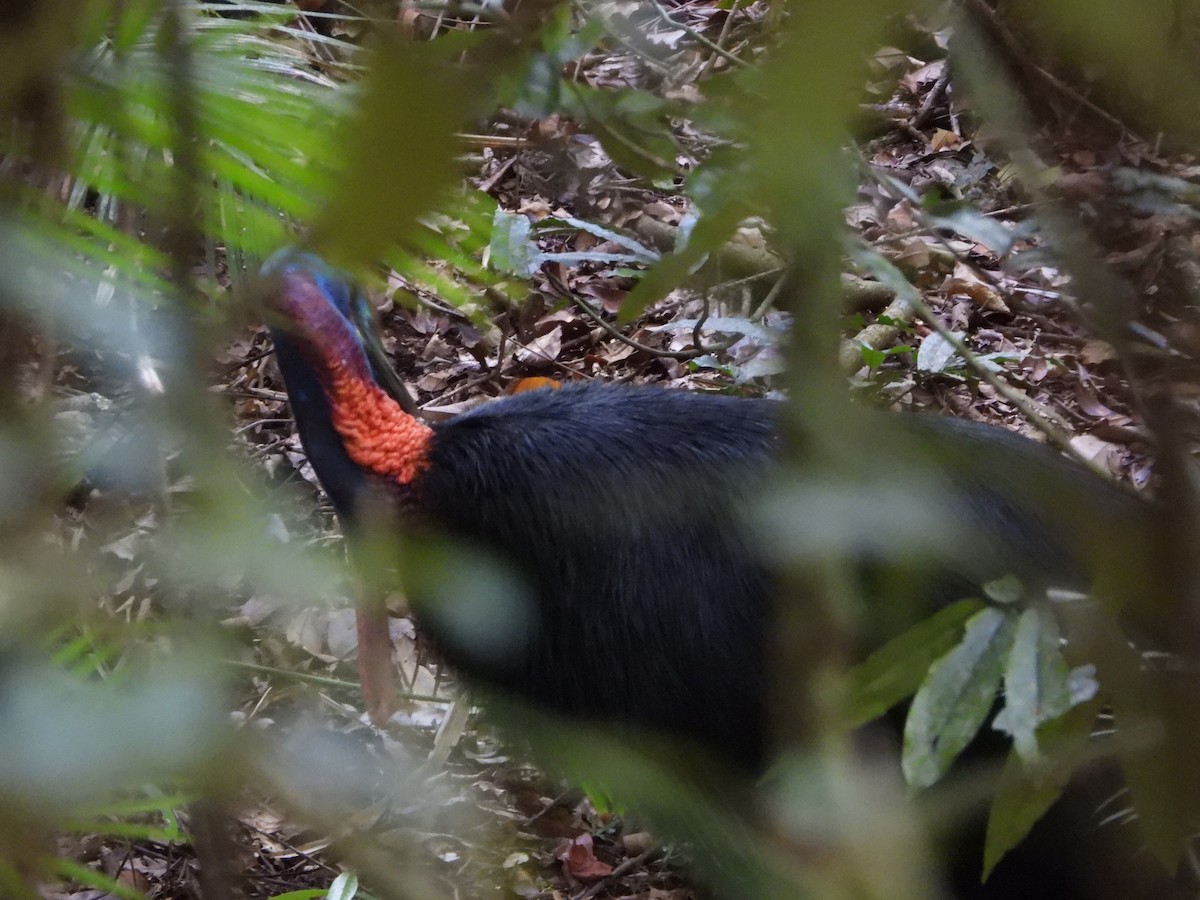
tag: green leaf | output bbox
[750,0,891,250]
[562,83,680,181]
[620,205,743,321]
[858,344,886,371]
[903,607,1017,790]
[843,599,985,729]
[59,819,183,842]
[311,38,484,267]
[982,697,1101,880]
[538,250,649,267]
[981,576,1024,606]
[325,871,359,900]
[69,791,193,820]
[982,749,1068,883]
[488,208,538,278]
[926,205,1018,256]
[846,240,921,305]
[550,214,659,262]
[996,607,1072,762]
[50,856,145,900]
[915,331,964,374]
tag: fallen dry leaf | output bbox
[929,128,962,151]
[561,834,613,883]
[944,269,1009,313]
[514,327,564,367]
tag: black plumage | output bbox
[265,251,1154,765]
[414,384,778,767]
[263,251,1172,896]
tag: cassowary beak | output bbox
[346,294,420,417]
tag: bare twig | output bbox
[573,845,662,900]
[700,0,742,79]
[545,270,729,360]
[645,0,749,69]
[912,67,952,131]
[223,659,453,704]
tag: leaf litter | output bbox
[52,2,1200,897]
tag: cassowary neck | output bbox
[278,271,433,486]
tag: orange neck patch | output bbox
[325,356,433,485]
[274,270,433,486]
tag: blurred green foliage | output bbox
[1,0,1199,897]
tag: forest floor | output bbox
[47,2,1200,899]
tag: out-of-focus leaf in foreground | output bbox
[0,648,228,810]
[312,37,489,268]
[844,599,985,729]
[903,607,1016,790]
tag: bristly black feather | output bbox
[267,252,1154,768]
[266,253,1181,897]
[418,383,779,767]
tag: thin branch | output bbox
[224,658,453,704]
[545,270,730,360]
[646,0,749,69]
[912,68,951,131]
